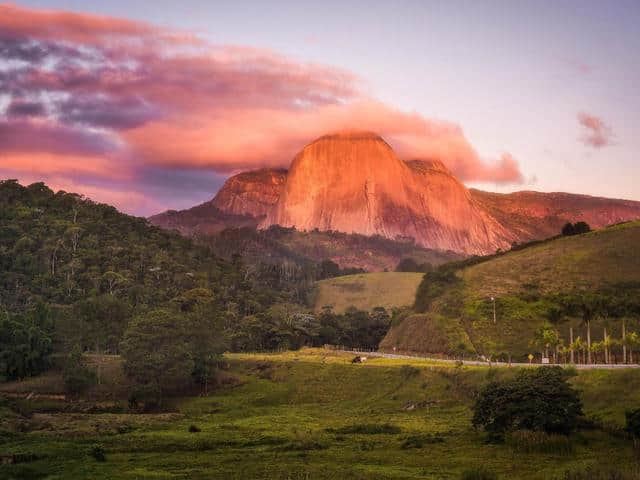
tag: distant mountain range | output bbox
[150,130,640,261]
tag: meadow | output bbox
[2,349,639,480]
[312,272,424,313]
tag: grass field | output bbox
[311,272,424,313]
[2,349,639,479]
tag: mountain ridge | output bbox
[150,130,640,259]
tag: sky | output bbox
[1,1,639,216]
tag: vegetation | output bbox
[625,408,640,438]
[0,303,54,381]
[384,220,640,361]
[1,349,639,479]
[472,367,583,439]
[312,272,424,314]
[0,181,397,393]
[562,221,592,236]
[62,344,96,396]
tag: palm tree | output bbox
[627,332,639,364]
[572,336,585,364]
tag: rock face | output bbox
[470,189,640,243]
[211,168,287,218]
[151,130,640,256]
[262,131,513,254]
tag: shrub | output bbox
[188,424,201,433]
[472,367,583,439]
[326,423,401,435]
[62,345,96,397]
[505,430,573,455]
[625,408,640,438]
[460,466,498,480]
[89,444,106,462]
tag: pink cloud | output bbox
[578,112,613,148]
[0,4,524,215]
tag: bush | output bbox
[62,345,95,396]
[472,367,583,439]
[562,221,591,236]
[326,423,401,435]
[89,444,106,462]
[188,424,201,433]
[625,408,640,438]
[505,430,573,455]
[400,433,445,449]
[460,466,498,480]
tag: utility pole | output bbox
[491,296,496,324]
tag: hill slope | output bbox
[381,221,640,359]
[311,272,424,313]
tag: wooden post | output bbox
[622,319,627,364]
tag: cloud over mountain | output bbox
[0,4,523,214]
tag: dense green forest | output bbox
[0,180,393,390]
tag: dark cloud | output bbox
[57,95,160,129]
[6,99,46,117]
[0,120,118,156]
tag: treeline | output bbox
[0,180,394,387]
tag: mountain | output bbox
[380,220,640,359]
[263,131,511,255]
[211,168,287,217]
[150,130,640,258]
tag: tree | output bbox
[120,309,194,404]
[626,332,639,364]
[472,367,583,439]
[62,344,95,397]
[0,304,54,381]
[561,221,591,236]
[625,408,640,439]
[563,292,601,364]
[532,321,560,362]
[573,221,591,234]
[561,222,575,236]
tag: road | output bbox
[341,349,640,370]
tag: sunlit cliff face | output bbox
[201,131,640,255]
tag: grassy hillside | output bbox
[382,221,640,360]
[312,272,424,313]
[2,349,639,479]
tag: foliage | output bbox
[413,267,461,313]
[625,408,640,438]
[562,221,592,236]
[89,444,106,462]
[0,303,54,381]
[120,309,196,401]
[472,367,583,438]
[395,257,433,273]
[62,344,96,396]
